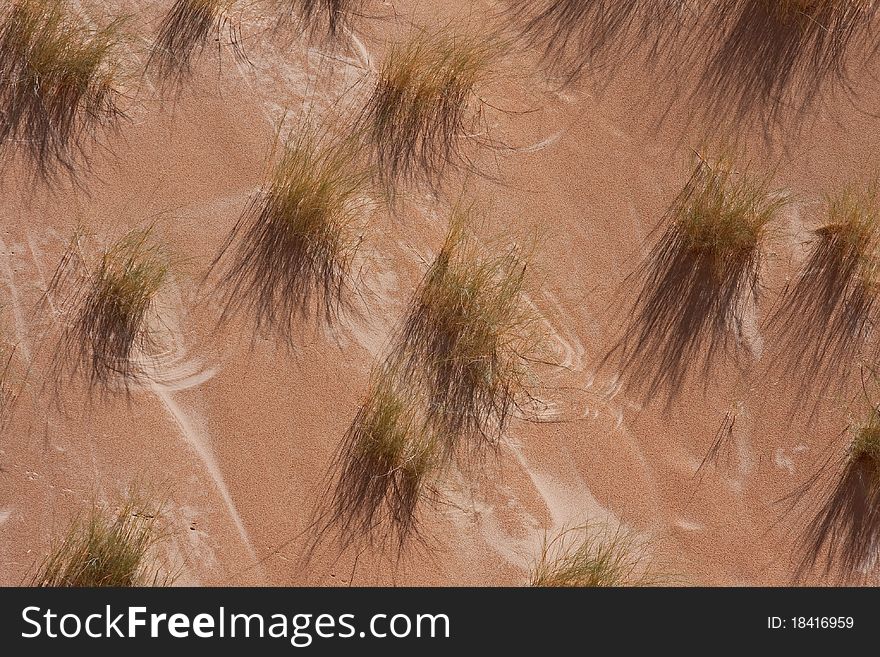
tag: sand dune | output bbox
[2,0,880,586]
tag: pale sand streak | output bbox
[150,380,260,566]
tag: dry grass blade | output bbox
[213,128,369,343]
[611,151,786,401]
[529,522,656,587]
[149,0,239,83]
[31,498,170,587]
[392,207,539,454]
[358,32,493,196]
[49,228,169,393]
[0,0,123,179]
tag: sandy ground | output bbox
[2,0,880,586]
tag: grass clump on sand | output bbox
[149,0,237,82]
[50,228,168,391]
[849,411,880,470]
[214,128,369,341]
[797,408,880,583]
[274,0,363,36]
[0,0,123,178]
[668,154,783,284]
[358,32,493,195]
[612,151,786,399]
[31,498,168,587]
[768,183,880,390]
[394,207,539,452]
[529,523,655,587]
[813,184,880,296]
[327,368,441,548]
[316,208,540,552]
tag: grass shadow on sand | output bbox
[272,0,366,38]
[766,185,880,409]
[691,0,879,134]
[147,0,244,87]
[788,408,880,584]
[505,0,695,86]
[0,0,125,184]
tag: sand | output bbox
[2,0,879,586]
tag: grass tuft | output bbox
[814,184,880,296]
[31,498,168,587]
[0,0,123,178]
[796,408,880,583]
[49,228,169,392]
[850,412,880,469]
[392,207,538,451]
[669,154,781,282]
[149,0,238,82]
[358,32,493,195]
[529,522,655,587]
[769,183,880,394]
[611,151,787,400]
[213,128,369,342]
[315,207,539,552]
[327,367,441,548]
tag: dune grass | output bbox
[529,523,655,587]
[814,184,880,294]
[149,0,236,82]
[797,408,880,583]
[0,0,123,178]
[274,0,363,36]
[850,410,880,467]
[768,183,880,394]
[327,367,441,548]
[668,154,783,283]
[358,32,493,195]
[393,208,538,452]
[50,228,168,391]
[214,128,369,341]
[611,152,786,400]
[31,498,168,587]
[317,209,539,551]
